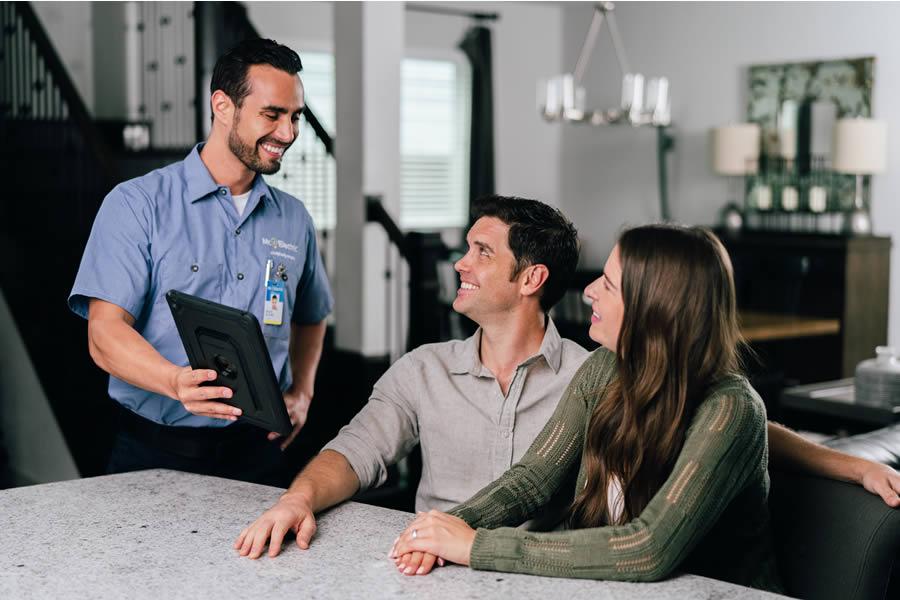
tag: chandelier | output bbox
[539,2,671,127]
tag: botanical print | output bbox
[748,57,873,157]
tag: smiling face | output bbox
[225,64,304,175]
[452,217,525,325]
[584,244,625,350]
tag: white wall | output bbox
[246,1,333,47]
[560,1,900,346]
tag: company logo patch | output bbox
[262,237,299,253]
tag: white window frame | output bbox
[399,47,472,231]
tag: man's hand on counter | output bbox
[235,492,317,558]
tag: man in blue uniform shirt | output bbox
[69,39,333,486]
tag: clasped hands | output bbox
[388,510,476,576]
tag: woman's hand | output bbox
[388,511,476,574]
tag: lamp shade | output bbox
[712,124,760,175]
[833,118,887,174]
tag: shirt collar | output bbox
[183,143,278,215]
[448,315,564,376]
[184,144,219,202]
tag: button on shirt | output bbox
[323,318,589,512]
[69,144,333,427]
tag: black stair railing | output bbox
[365,195,452,352]
[0,1,120,478]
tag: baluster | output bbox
[0,4,8,117]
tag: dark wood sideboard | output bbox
[717,230,891,382]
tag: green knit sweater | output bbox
[448,348,782,592]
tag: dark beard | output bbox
[227,113,282,175]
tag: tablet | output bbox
[165,289,293,436]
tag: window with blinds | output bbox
[400,57,471,229]
[265,52,471,231]
[263,52,336,229]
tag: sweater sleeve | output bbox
[466,381,769,582]
[447,349,617,529]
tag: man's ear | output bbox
[520,264,550,298]
[210,90,235,128]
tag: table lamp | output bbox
[713,124,761,230]
[833,118,887,235]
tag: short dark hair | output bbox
[471,195,579,313]
[210,38,303,107]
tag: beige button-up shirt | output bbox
[323,318,589,512]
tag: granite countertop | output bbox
[0,470,787,599]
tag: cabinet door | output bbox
[843,239,891,376]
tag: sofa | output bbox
[769,423,900,600]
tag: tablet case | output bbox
[165,290,293,436]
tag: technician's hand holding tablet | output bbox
[167,364,241,420]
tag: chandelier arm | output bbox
[605,10,631,77]
[572,6,606,85]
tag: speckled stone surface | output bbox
[0,470,789,599]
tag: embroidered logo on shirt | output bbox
[263,236,299,261]
[262,237,299,253]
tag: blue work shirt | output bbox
[69,144,333,427]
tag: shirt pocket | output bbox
[156,254,224,301]
[141,254,224,349]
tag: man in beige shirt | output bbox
[236,196,900,567]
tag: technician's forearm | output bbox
[288,320,326,395]
[88,315,179,399]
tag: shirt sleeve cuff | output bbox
[470,528,500,571]
[290,302,332,326]
[68,289,143,321]
[469,527,529,572]
[447,505,480,527]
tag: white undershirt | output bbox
[583,475,626,524]
[232,191,252,216]
[608,475,624,523]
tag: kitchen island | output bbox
[1,470,786,599]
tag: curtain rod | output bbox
[405,3,500,22]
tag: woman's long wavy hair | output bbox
[570,225,744,527]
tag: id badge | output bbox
[264,279,285,325]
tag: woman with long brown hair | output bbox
[389,224,781,592]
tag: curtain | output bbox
[458,25,495,214]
